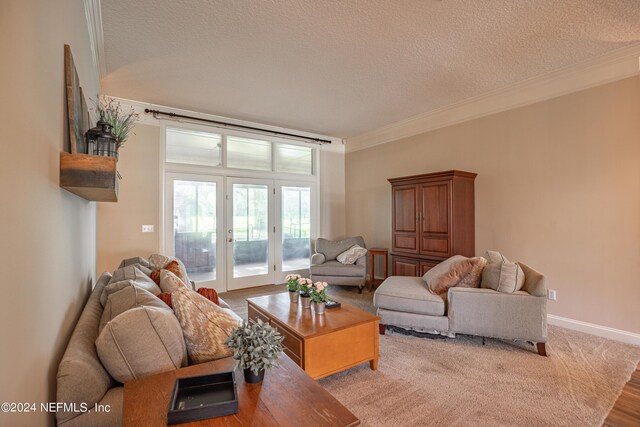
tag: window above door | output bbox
[164,124,315,176]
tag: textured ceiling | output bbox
[100,0,640,137]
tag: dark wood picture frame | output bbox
[65,44,89,154]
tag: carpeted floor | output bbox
[220,285,640,426]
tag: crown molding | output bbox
[108,96,346,152]
[84,0,107,88]
[346,43,640,153]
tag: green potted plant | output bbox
[225,320,283,384]
[92,96,139,156]
[285,274,301,303]
[310,281,329,315]
[297,277,313,309]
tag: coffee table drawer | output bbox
[270,321,302,360]
[248,305,271,325]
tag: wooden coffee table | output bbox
[122,353,359,426]
[247,292,380,380]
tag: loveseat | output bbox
[374,262,548,356]
[56,267,234,426]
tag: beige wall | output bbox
[97,124,161,274]
[97,127,346,274]
[0,1,100,425]
[346,76,640,334]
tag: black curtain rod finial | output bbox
[143,108,331,145]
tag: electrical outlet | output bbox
[548,289,557,301]
[142,225,154,233]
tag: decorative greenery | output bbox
[225,320,283,375]
[310,281,329,303]
[297,277,313,297]
[92,95,139,149]
[285,273,301,292]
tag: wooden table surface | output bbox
[247,292,379,339]
[123,354,359,427]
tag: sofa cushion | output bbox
[337,244,368,265]
[99,284,171,332]
[172,286,242,364]
[374,276,446,316]
[118,256,151,270]
[423,256,486,294]
[102,266,159,306]
[96,306,187,383]
[315,236,365,261]
[481,251,525,293]
[56,273,116,426]
[310,260,365,277]
[101,276,161,307]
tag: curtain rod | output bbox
[144,108,332,145]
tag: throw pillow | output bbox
[171,286,242,364]
[197,287,220,305]
[159,270,189,293]
[101,267,161,307]
[480,251,525,293]
[157,292,173,308]
[96,306,187,383]
[100,284,171,332]
[336,245,368,265]
[423,256,486,294]
[148,254,193,289]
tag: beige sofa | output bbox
[56,271,234,426]
[374,262,548,356]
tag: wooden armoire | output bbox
[388,170,477,276]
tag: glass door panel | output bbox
[165,174,223,292]
[281,186,311,272]
[227,178,274,290]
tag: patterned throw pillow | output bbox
[336,244,368,265]
[148,255,192,289]
[171,286,242,364]
[159,270,188,293]
[424,256,487,295]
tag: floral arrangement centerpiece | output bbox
[310,281,329,315]
[225,319,283,384]
[285,273,301,303]
[297,277,313,308]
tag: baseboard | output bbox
[547,315,640,346]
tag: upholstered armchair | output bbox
[310,236,367,292]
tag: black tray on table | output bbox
[167,370,238,425]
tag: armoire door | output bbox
[392,184,419,254]
[392,256,420,277]
[419,181,452,258]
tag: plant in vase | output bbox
[311,281,329,315]
[285,274,301,303]
[92,95,139,156]
[225,319,283,384]
[297,277,313,308]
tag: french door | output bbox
[164,173,225,292]
[166,175,314,292]
[226,178,275,290]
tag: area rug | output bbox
[220,285,640,426]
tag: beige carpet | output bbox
[220,285,640,426]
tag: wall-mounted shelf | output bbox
[60,152,118,202]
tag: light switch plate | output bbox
[142,225,154,233]
[548,289,557,301]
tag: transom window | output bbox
[165,126,314,175]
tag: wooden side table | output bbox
[368,248,389,291]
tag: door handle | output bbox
[228,238,233,243]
